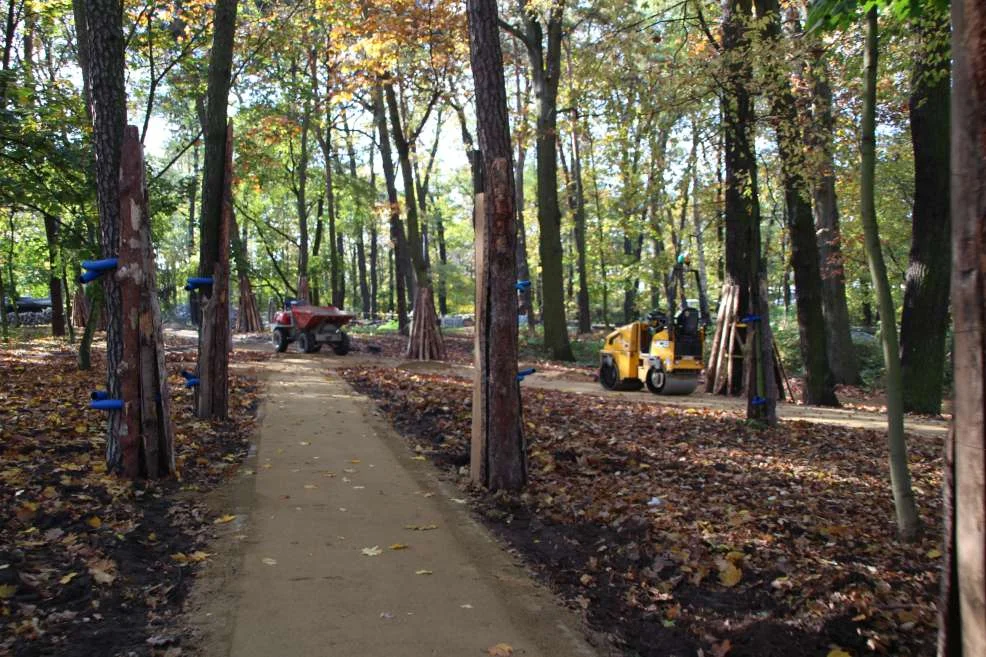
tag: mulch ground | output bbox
[0,339,263,657]
[339,365,944,657]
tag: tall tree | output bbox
[372,83,409,331]
[857,5,918,540]
[196,0,237,420]
[940,1,986,652]
[503,0,574,361]
[720,0,776,424]
[809,47,861,385]
[899,4,951,415]
[467,0,525,491]
[81,0,127,467]
[384,81,445,359]
[756,0,838,406]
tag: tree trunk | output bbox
[188,141,198,257]
[940,2,986,651]
[295,93,311,302]
[372,84,409,331]
[335,232,346,309]
[231,211,262,333]
[691,121,710,323]
[77,286,101,370]
[570,110,591,334]
[810,50,861,385]
[512,58,534,336]
[468,0,526,491]
[196,0,237,421]
[719,0,776,424]
[756,0,837,407]
[860,6,918,541]
[42,213,66,337]
[900,6,951,415]
[518,0,574,361]
[83,0,127,469]
[117,126,176,478]
[385,82,444,359]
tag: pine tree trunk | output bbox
[939,0,986,651]
[468,0,526,490]
[117,126,175,478]
[860,7,918,541]
[83,0,127,469]
[900,6,951,415]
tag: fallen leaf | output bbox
[404,524,439,531]
[487,643,513,657]
[262,558,278,566]
[411,456,427,461]
[59,572,78,585]
[350,459,361,464]
[87,516,102,529]
[711,639,732,657]
[304,484,317,489]
[415,569,433,575]
[826,650,851,657]
[927,548,942,559]
[718,562,742,587]
[0,584,16,599]
[213,514,237,524]
[389,543,409,550]
[89,560,116,585]
[362,546,383,557]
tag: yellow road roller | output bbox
[599,307,705,395]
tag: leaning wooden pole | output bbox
[114,126,175,478]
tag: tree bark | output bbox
[860,6,918,541]
[515,0,573,361]
[83,0,127,469]
[196,0,237,421]
[755,0,837,407]
[372,84,409,331]
[900,6,951,415]
[42,213,66,337]
[720,0,776,424]
[939,0,986,652]
[468,0,526,491]
[810,50,861,385]
[385,82,444,359]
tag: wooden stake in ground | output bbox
[196,123,232,420]
[114,126,175,478]
[467,0,526,491]
[939,0,986,652]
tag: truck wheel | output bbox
[272,329,288,353]
[298,331,317,353]
[332,332,351,356]
[645,367,666,394]
[599,359,619,390]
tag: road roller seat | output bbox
[674,307,702,358]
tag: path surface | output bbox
[192,354,599,657]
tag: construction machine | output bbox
[599,257,707,395]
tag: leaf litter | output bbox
[340,366,944,657]
[0,340,262,657]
